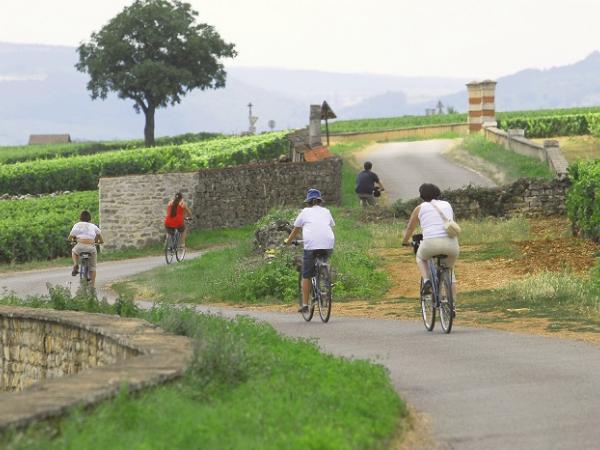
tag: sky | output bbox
[1,0,599,79]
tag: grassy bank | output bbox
[457,134,554,182]
[0,290,406,449]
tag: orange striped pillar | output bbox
[466,81,482,133]
[481,80,497,127]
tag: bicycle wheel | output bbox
[175,232,186,262]
[316,263,332,323]
[420,277,435,331]
[438,269,454,334]
[298,272,314,322]
[165,233,175,264]
[80,258,90,284]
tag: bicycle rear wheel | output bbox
[420,278,435,331]
[438,269,454,334]
[298,272,314,322]
[316,263,332,323]
[165,233,176,264]
[80,258,90,284]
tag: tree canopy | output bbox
[76,0,236,146]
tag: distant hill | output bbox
[2,42,600,145]
[0,42,466,145]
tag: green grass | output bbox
[375,131,461,143]
[326,113,467,134]
[461,134,554,181]
[459,217,531,245]
[0,291,406,449]
[329,140,369,209]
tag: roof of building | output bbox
[303,146,334,162]
[28,134,71,145]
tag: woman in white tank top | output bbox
[401,183,460,302]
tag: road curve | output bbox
[355,139,495,203]
[190,306,600,450]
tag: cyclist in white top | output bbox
[68,210,104,286]
[401,183,460,304]
[285,188,335,313]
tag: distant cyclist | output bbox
[164,192,192,247]
[68,210,104,286]
[355,161,385,207]
[285,188,335,313]
[401,183,459,306]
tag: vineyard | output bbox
[325,106,600,138]
[0,132,289,195]
[0,132,221,165]
[0,191,98,263]
[0,132,289,262]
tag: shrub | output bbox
[566,159,600,240]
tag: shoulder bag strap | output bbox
[429,201,449,222]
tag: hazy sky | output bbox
[1,0,598,79]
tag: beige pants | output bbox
[416,237,459,269]
[72,243,97,271]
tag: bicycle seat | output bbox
[432,254,448,259]
[80,252,92,258]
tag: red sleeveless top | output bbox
[164,203,185,228]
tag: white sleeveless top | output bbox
[418,200,454,239]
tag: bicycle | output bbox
[70,240,99,286]
[292,240,332,323]
[165,219,190,264]
[410,234,455,333]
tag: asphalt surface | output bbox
[190,306,600,450]
[355,139,495,202]
[0,252,202,300]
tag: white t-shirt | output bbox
[418,200,455,239]
[70,222,101,241]
[293,205,335,250]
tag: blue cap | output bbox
[304,188,322,203]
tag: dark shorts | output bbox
[166,226,185,234]
[302,249,333,278]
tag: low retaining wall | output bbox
[100,158,342,251]
[394,178,570,220]
[0,306,192,431]
[329,123,469,144]
[483,127,569,177]
[446,178,570,218]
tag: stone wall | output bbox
[329,123,469,143]
[445,178,570,219]
[393,178,570,220]
[1,316,137,392]
[0,306,192,431]
[99,158,342,250]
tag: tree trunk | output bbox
[144,105,156,147]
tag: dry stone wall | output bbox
[100,158,342,250]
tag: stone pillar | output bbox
[466,81,482,133]
[308,105,322,148]
[480,80,497,128]
[544,140,569,178]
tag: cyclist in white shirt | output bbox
[285,188,335,313]
[68,210,104,286]
[401,183,460,308]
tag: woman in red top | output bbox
[164,192,192,247]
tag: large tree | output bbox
[76,0,236,146]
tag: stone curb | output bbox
[0,305,193,432]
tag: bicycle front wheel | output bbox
[298,272,314,322]
[165,234,175,264]
[316,264,332,323]
[420,278,435,331]
[438,269,454,334]
[175,233,186,262]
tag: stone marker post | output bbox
[308,104,322,148]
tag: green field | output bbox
[325,113,467,134]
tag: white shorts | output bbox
[72,243,97,272]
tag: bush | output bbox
[0,133,289,195]
[566,159,600,240]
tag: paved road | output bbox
[355,139,495,202]
[0,252,202,300]
[190,306,600,450]
[4,259,600,449]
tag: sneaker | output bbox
[298,305,309,313]
[421,279,432,296]
[71,265,79,276]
